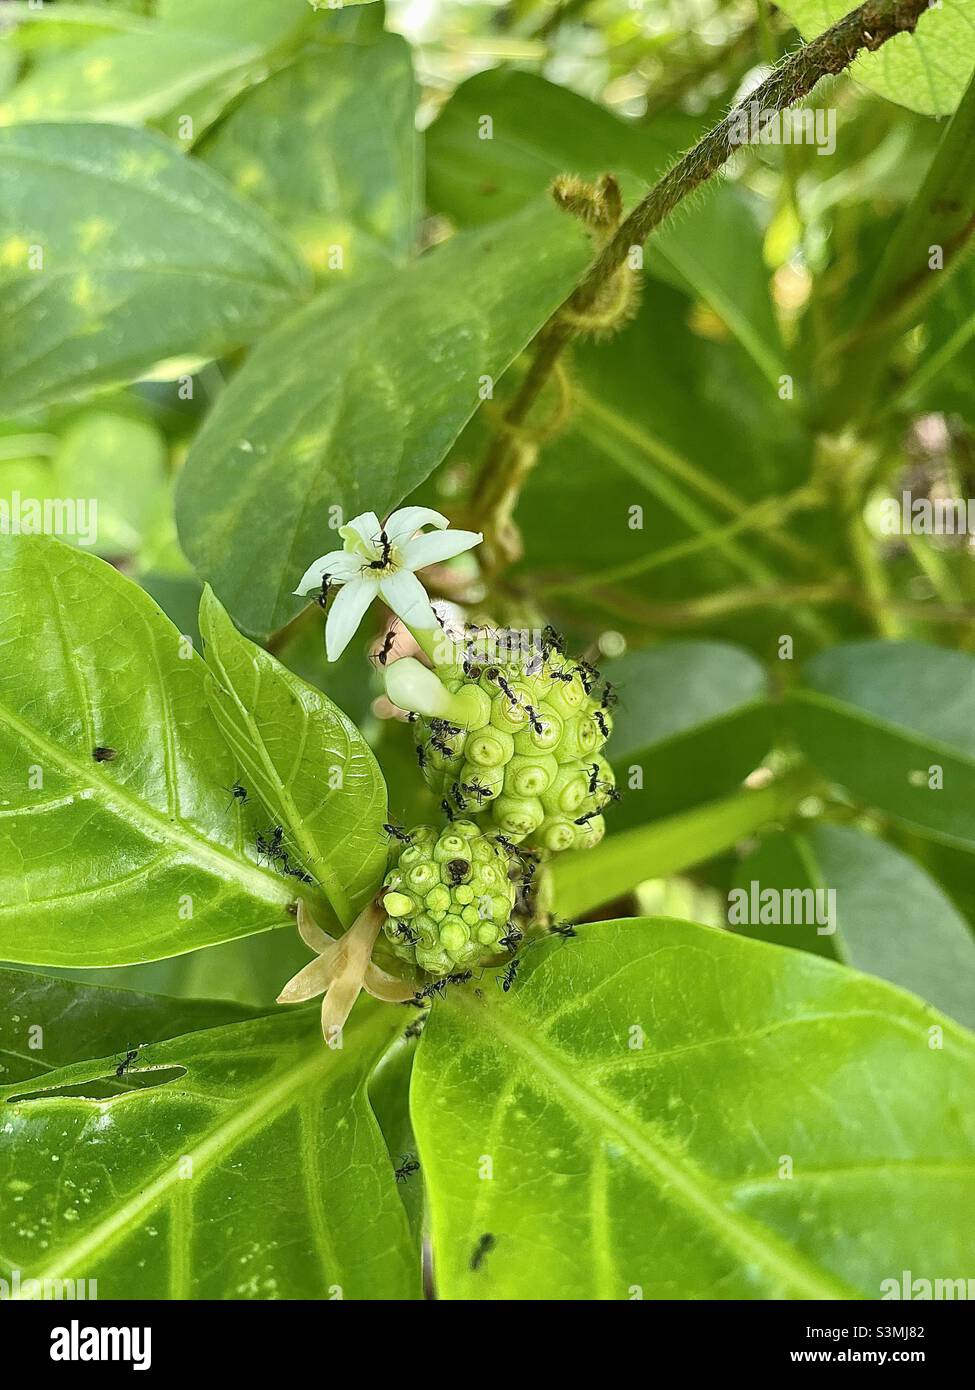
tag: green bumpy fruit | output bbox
[381,822,517,976]
[413,646,614,853]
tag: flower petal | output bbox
[339,511,382,554]
[325,576,379,661]
[383,506,449,546]
[378,569,439,632]
[293,550,360,595]
[400,528,483,571]
[276,955,332,1003]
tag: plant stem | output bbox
[472,0,933,574]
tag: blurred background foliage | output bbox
[0,0,973,1020]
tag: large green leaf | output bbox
[731,822,975,1026]
[0,0,314,130]
[426,68,784,381]
[0,122,309,413]
[603,641,772,827]
[0,968,257,1086]
[176,199,593,639]
[199,587,388,928]
[776,0,975,116]
[412,917,975,1299]
[0,992,420,1299]
[200,35,419,279]
[0,535,303,967]
[790,641,975,848]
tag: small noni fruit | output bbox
[402,631,616,853]
[380,821,517,976]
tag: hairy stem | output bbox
[472,0,932,575]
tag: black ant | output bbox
[372,629,396,666]
[92,746,117,762]
[366,529,393,570]
[574,809,601,826]
[383,822,413,843]
[462,656,484,680]
[316,574,333,609]
[524,703,545,736]
[500,959,520,992]
[450,782,469,812]
[403,1015,427,1041]
[413,970,471,1004]
[416,744,428,771]
[115,1048,138,1078]
[550,921,577,938]
[494,833,519,855]
[394,1153,420,1183]
[593,710,609,738]
[548,665,573,683]
[446,858,470,887]
[256,826,287,866]
[430,733,455,757]
[492,673,522,709]
[441,798,455,822]
[587,763,600,794]
[462,779,490,805]
[285,863,314,884]
[394,921,419,945]
[470,1233,496,1271]
[226,780,249,809]
[600,681,618,710]
[575,659,601,694]
[500,925,523,951]
[541,624,565,656]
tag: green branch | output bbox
[472,0,934,573]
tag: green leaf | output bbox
[0,410,169,558]
[604,642,772,827]
[731,823,975,1027]
[0,996,420,1299]
[176,199,593,639]
[552,770,813,919]
[0,122,309,413]
[0,0,314,131]
[776,0,975,116]
[426,68,784,380]
[790,640,975,848]
[200,35,419,279]
[412,917,975,1299]
[0,968,257,1086]
[0,535,300,968]
[199,587,388,928]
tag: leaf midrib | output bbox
[0,694,293,914]
[449,991,856,1299]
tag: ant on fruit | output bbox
[548,665,574,683]
[574,809,601,826]
[462,778,490,805]
[115,1048,138,1078]
[492,673,522,710]
[523,703,546,736]
[493,833,519,855]
[593,710,609,738]
[365,529,393,571]
[541,624,566,657]
[500,959,520,992]
[470,1233,496,1272]
[394,1154,420,1184]
[499,925,523,951]
[441,798,455,822]
[587,763,600,794]
[92,746,117,762]
[394,921,419,945]
[450,782,469,813]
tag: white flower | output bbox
[294,507,482,661]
